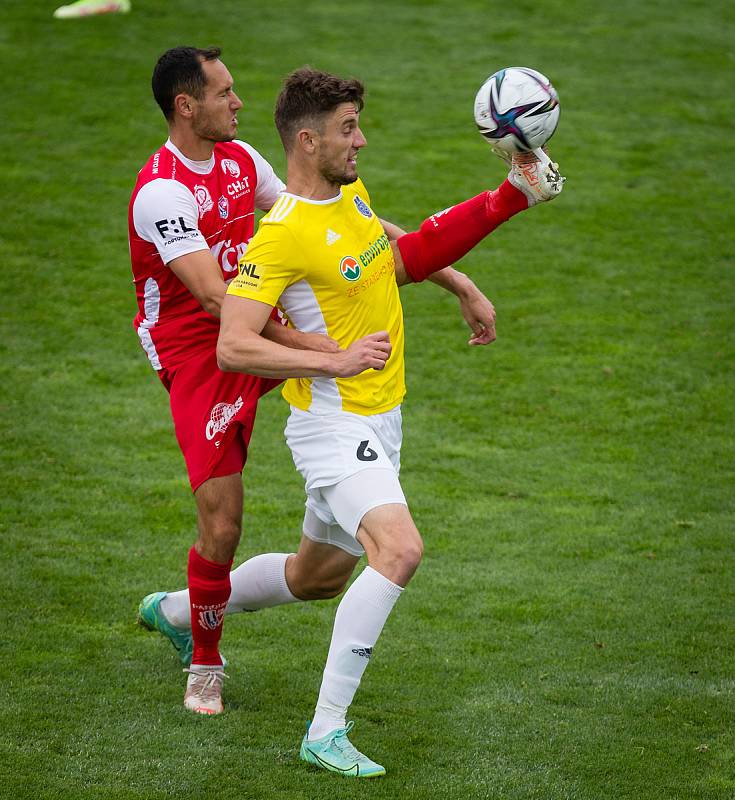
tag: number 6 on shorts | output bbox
[356,440,378,462]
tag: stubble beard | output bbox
[193,116,236,144]
[319,158,358,187]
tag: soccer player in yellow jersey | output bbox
[218,68,564,777]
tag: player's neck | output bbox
[168,127,216,163]
[285,166,340,202]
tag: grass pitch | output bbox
[1,1,733,798]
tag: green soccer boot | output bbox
[300,721,386,778]
[137,591,193,666]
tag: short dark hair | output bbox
[274,67,364,151]
[151,46,222,120]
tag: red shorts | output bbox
[160,350,282,492]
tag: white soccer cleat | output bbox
[183,666,227,715]
[507,147,565,206]
[53,0,131,18]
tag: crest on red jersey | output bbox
[193,184,214,217]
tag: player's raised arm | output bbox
[217,294,391,379]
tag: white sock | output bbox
[308,566,403,741]
[227,552,298,612]
[160,552,297,628]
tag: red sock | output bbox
[188,546,233,666]
[396,179,528,282]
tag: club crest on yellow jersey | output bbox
[354,195,372,218]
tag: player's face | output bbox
[315,103,367,186]
[191,59,243,143]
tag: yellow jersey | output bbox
[228,179,405,415]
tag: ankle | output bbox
[309,716,346,741]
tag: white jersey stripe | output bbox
[268,195,297,222]
[279,279,341,412]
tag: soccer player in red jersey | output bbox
[129,46,344,714]
[132,48,500,716]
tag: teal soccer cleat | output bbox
[300,721,386,778]
[137,591,193,666]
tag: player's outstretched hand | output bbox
[334,331,392,377]
[458,283,496,346]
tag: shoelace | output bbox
[513,150,542,166]
[184,668,228,702]
[330,722,364,761]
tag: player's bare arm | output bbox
[388,240,496,345]
[383,212,497,344]
[429,268,496,346]
[168,249,227,317]
[384,213,498,344]
[263,322,340,354]
[378,218,406,241]
[217,294,391,379]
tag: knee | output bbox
[197,516,241,562]
[405,537,424,572]
[363,526,424,585]
[391,535,424,575]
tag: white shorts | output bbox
[286,405,407,555]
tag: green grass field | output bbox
[1,1,733,798]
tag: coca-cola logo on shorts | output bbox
[205,396,244,441]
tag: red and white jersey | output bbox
[129,138,284,371]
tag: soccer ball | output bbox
[474,67,560,154]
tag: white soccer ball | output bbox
[474,67,560,154]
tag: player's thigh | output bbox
[301,504,365,557]
[320,468,407,540]
[287,407,408,567]
[168,349,277,492]
[286,532,360,600]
